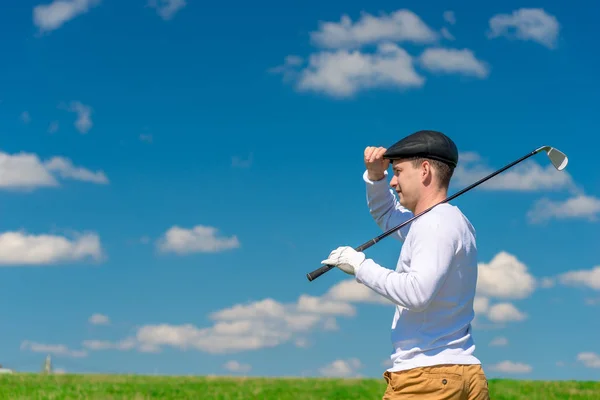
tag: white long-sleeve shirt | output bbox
[355,170,481,372]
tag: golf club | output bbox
[306,145,568,282]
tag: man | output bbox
[321,130,489,399]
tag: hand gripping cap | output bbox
[383,130,459,168]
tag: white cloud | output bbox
[147,0,186,20]
[319,358,362,377]
[21,340,87,358]
[273,9,489,98]
[443,11,456,25]
[276,55,304,69]
[557,266,600,290]
[0,230,103,266]
[223,360,251,373]
[268,55,305,83]
[473,296,490,315]
[210,299,290,321]
[309,9,438,49]
[82,292,356,354]
[65,101,93,134]
[0,151,108,190]
[296,294,356,316]
[0,152,57,189]
[275,45,489,99]
[44,157,109,184]
[440,27,454,41]
[294,43,425,98]
[82,338,139,352]
[490,337,508,346]
[455,152,598,225]
[323,278,392,305]
[577,352,600,368]
[88,313,109,325]
[82,278,397,355]
[33,0,101,33]
[419,48,489,78]
[156,225,240,254]
[486,303,527,323]
[473,296,527,326]
[527,195,600,223]
[452,152,575,192]
[456,151,481,163]
[488,8,560,49]
[472,252,532,326]
[489,360,532,374]
[125,320,280,354]
[477,252,536,299]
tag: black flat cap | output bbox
[383,130,459,168]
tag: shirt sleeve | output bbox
[355,219,458,311]
[364,170,414,241]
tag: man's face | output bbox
[390,159,421,211]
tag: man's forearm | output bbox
[355,222,456,311]
[364,170,413,240]
[355,259,434,311]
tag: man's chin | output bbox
[398,196,410,209]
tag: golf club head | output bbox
[538,146,568,170]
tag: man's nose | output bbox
[390,176,397,187]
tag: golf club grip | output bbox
[306,264,335,281]
[306,241,377,282]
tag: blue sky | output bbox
[1,0,599,381]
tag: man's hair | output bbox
[409,157,454,189]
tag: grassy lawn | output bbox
[0,374,598,399]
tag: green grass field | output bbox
[0,374,599,399]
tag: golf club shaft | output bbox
[306,147,544,282]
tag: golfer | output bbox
[321,130,490,399]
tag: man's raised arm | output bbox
[364,146,413,241]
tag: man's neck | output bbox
[414,190,448,214]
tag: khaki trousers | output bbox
[382,364,490,399]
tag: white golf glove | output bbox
[321,246,366,276]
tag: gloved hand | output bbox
[321,246,366,276]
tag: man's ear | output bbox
[421,160,429,177]
[422,161,432,183]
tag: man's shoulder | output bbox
[411,204,473,235]
[419,203,465,222]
